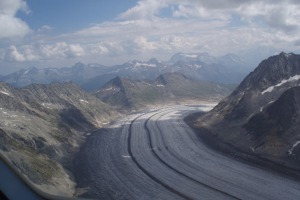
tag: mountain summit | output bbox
[205,52,300,124]
[191,52,300,172]
[95,72,234,110]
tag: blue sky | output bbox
[1,0,300,74]
[18,0,137,34]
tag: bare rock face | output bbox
[243,86,300,164]
[0,82,117,196]
[195,52,300,170]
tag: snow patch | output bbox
[197,103,218,112]
[122,155,131,158]
[183,54,198,58]
[156,84,165,87]
[284,53,293,58]
[262,87,274,94]
[24,69,30,75]
[103,87,113,91]
[100,87,120,93]
[0,91,10,96]
[134,62,156,68]
[247,112,256,121]
[80,99,89,104]
[288,141,300,155]
[194,64,202,69]
[41,103,56,109]
[143,82,152,86]
[262,75,300,94]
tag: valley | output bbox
[74,105,300,200]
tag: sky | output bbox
[1,0,300,74]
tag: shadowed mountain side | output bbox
[243,87,300,165]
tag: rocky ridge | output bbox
[0,81,117,196]
[192,52,300,171]
[95,72,235,110]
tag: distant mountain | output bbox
[190,52,300,171]
[169,52,250,84]
[95,72,235,110]
[82,58,168,91]
[0,52,251,90]
[0,62,110,88]
[170,52,245,66]
[170,52,219,64]
[0,81,118,195]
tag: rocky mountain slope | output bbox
[244,86,300,164]
[0,82,118,196]
[191,52,300,171]
[95,72,235,110]
[0,52,250,90]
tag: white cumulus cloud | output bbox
[1,0,300,68]
[4,45,26,61]
[2,42,85,62]
[0,0,31,39]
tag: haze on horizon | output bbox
[1,0,300,74]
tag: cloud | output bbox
[118,0,168,20]
[236,1,300,33]
[295,40,300,46]
[39,42,85,59]
[0,0,31,39]
[2,43,85,62]
[37,25,53,32]
[4,45,26,61]
[120,0,300,33]
[1,0,300,68]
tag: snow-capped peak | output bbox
[280,52,294,58]
[181,54,199,58]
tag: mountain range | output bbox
[0,52,251,91]
[189,52,300,172]
[95,72,235,110]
